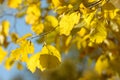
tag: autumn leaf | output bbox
[17,62,23,70]
[39,45,61,71]
[89,20,107,44]
[2,20,10,36]
[31,23,44,35]
[0,47,7,63]
[27,53,41,73]
[25,4,41,25]
[52,0,61,8]
[102,2,119,19]
[8,0,22,8]
[95,55,109,75]
[10,33,18,43]
[45,15,58,28]
[4,57,15,70]
[59,12,80,36]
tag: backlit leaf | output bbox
[39,45,61,71]
[95,55,109,75]
[2,20,10,36]
[59,12,80,36]
[0,47,6,63]
[31,23,44,35]
[27,53,40,73]
[8,0,22,8]
[4,57,15,70]
[89,20,107,44]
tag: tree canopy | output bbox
[0,0,120,79]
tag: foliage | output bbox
[0,0,120,79]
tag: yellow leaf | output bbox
[10,48,21,61]
[17,62,23,70]
[39,45,61,71]
[0,34,4,44]
[8,0,22,8]
[4,57,15,70]
[0,47,7,63]
[17,33,32,43]
[83,11,96,28]
[25,4,41,25]
[45,31,57,44]
[77,28,86,37]
[95,55,109,75]
[10,40,34,63]
[27,53,40,73]
[79,3,90,14]
[59,12,80,36]
[31,23,44,35]
[89,20,107,44]
[44,15,58,31]
[26,4,40,17]
[65,35,72,47]
[19,40,34,62]
[55,6,67,14]
[52,0,61,8]
[2,20,10,36]
[10,33,18,43]
[102,3,119,19]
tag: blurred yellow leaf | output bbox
[45,15,58,28]
[79,3,90,14]
[31,23,44,35]
[95,55,109,75]
[83,11,96,28]
[65,35,72,47]
[77,28,86,37]
[25,4,41,25]
[17,33,32,43]
[27,53,40,73]
[8,0,22,8]
[4,57,15,70]
[17,62,23,70]
[89,20,107,44]
[15,33,34,62]
[19,40,34,62]
[59,12,80,36]
[0,47,6,63]
[10,33,18,43]
[2,20,10,36]
[10,40,34,63]
[10,48,21,61]
[0,34,4,44]
[102,3,119,19]
[52,0,61,8]
[39,45,61,71]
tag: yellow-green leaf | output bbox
[8,0,22,8]
[0,47,7,63]
[2,20,10,36]
[25,4,41,25]
[27,53,40,73]
[59,12,80,36]
[4,57,15,70]
[89,20,107,44]
[39,45,61,71]
[95,55,109,75]
[31,23,44,35]
[52,0,61,8]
